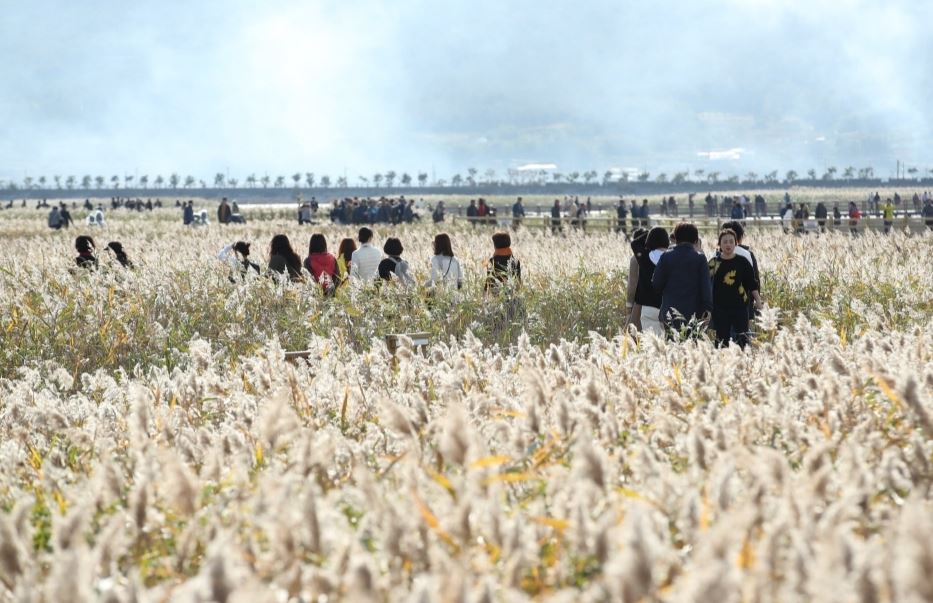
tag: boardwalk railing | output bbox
[450,213,932,234]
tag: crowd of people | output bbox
[626,220,764,348]
[67,216,773,347]
[326,197,423,225]
[213,227,516,295]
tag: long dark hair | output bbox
[383,237,403,257]
[270,234,301,271]
[645,227,670,251]
[433,233,454,257]
[75,235,95,253]
[106,241,131,267]
[337,238,357,263]
[308,233,327,254]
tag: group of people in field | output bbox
[70,236,134,270]
[68,217,760,347]
[215,227,520,295]
[626,220,763,348]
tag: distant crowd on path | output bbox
[27,189,933,234]
[216,227,519,296]
[327,196,426,225]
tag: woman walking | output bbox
[708,228,762,348]
[625,228,648,330]
[633,227,668,335]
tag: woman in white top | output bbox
[428,233,463,289]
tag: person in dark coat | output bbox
[814,202,828,233]
[217,198,232,224]
[59,204,74,229]
[485,231,521,292]
[632,226,669,334]
[708,229,761,348]
[616,199,628,236]
[651,222,712,334]
[550,200,562,234]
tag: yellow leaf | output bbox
[531,435,560,467]
[737,533,756,569]
[486,541,501,563]
[483,472,540,484]
[470,455,511,470]
[413,492,459,552]
[699,493,711,532]
[532,516,569,533]
[872,373,903,408]
[53,489,68,515]
[254,444,264,467]
[490,408,525,418]
[615,486,664,511]
[428,470,456,497]
[28,446,43,471]
[617,486,644,500]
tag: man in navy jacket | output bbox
[652,222,713,330]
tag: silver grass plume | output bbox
[0,512,24,591]
[440,407,471,466]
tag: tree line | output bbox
[3,165,933,193]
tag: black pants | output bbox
[713,307,749,348]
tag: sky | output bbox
[1,0,932,184]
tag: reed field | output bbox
[0,208,932,602]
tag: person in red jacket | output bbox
[304,233,338,293]
[847,201,861,235]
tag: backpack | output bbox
[384,257,410,284]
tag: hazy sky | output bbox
[2,0,931,183]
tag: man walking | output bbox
[652,223,712,336]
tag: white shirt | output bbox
[735,245,754,268]
[350,243,382,283]
[428,255,463,287]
